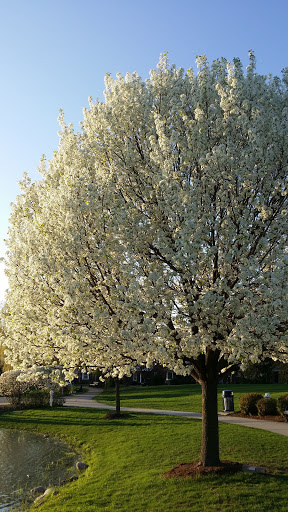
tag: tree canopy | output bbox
[1,53,288,466]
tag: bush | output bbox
[0,370,32,406]
[277,394,288,417]
[256,397,278,416]
[239,393,263,415]
[52,390,66,406]
[22,389,65,408]
[22,389,50,407]
[0,370,66,408]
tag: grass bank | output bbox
[95,383,288,413]
[0,406,288,511]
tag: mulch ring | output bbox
[104,412,130,419]
[163,460,243,479]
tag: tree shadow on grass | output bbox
[0,407,198,429]
[102,386,201,402]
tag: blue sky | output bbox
[1,0,288,301]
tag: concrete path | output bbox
[64,388,288,437]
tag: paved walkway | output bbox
[64,388,288,437]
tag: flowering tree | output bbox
[82,53,288,465]
[2,53,288,466]
[1,124,144,389]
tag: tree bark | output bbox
[115,377,121,416]
[199,372,220,466]
[194,348,221,467]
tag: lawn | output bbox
[0,405,288,511]
[95,383,288,413]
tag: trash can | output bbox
[222,390,234,412]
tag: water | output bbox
[0,429,78,511]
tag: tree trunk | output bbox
[192,347,221,467]
[115,377,121,416]
[199,372,220,466]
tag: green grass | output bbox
[95,383,288,413]
[1,406,288,511]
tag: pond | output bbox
[0,429,78,511]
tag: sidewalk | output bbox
[64,388,288,437]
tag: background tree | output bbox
[2,53,288,467]
[1,122,144,395]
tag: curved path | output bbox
[64,388,288,437]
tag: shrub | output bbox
[239,392,263,415]
[22,389,50,407]
[0,370,66,408]
[21,389,66,408]
[0,370,32,406]
[256,397,278,416]
[52,390,66,406]
[277,394,288,417]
